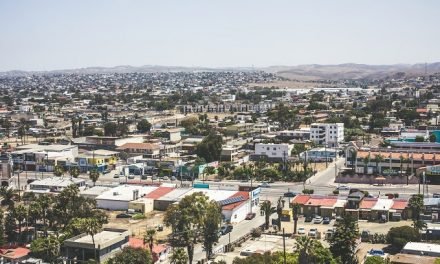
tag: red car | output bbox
[245,213,256,220]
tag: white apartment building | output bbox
[310,123,344,147]
[254,143,293,161]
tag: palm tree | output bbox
[373,154,384,175]
[70,166,80,179]
[144,228,156,259]
[350,150,357,173]
[363,155,370,175]
[53,165,64,177]
[89,169,100,186]
[0,186,15,208]
[295,236,316,264]
[36,194,51,237]
[276,197,284,230]
[260,200,276,230]
[14,204,27,242]
[170,248,188,264]
[292,203,301,234]
[73,218,102,261]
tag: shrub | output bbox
[132,213,146,220]
[302,189,314,194]
[387,226,421,250]
[251,227,262,238]
[333,190,339,195]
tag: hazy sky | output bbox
[1,0,440,71]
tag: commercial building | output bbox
[95,185,158,211]
[28,177,86,195]
[63,228,129,263]
[310,123,344,147]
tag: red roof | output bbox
[291,194,311,205]
[222,191,249,210]
[417,108,428,113]
[391,199,408,210]
[0,247,30,260]
[145,187,174,199]
[359,198,378,209]
[129,237,146,249]
[305,196,337,207]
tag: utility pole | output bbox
[282,228,286,264]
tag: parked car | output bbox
[128,174,135,179]
[27,179,36,184]
[337,185,350,190]
[283,191,297,198]
[313,216,323,224]
[305,216,313,222]
[245,213,256,220]
[103,169,111,174]
[323,217,331,224]
[259,182,270,188]
[298,227,306,235]
[113,174,120,178]
[152,175,158,181]
[308,228,317,238]
[434,193,440,198]
[163,176,170,181]
[170,176,177,181]
[219,225,233,235]
[116,213,132,219]
[141,175,149,180]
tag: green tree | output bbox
[260,200,276,229]
[170,248,189,264]
[329,214,359,264]
[89,168,100,186]
[13,204,27,242]
[164,192,212,264]
[53,165,64,177]
[364,256,387,264]
[70,166,80,179]
[415,135,425,142]
[0,186,15,208]
[0,210,5,245]
[430,133,437,143]
[373,154,384,175]
[144,228,156,260]
[232,251,298,264]
[103,122,118,137]
[137,119,152,133]
[203,201,222,259]
[195,132,223,162]
[72,217,103,261]
[295,236,335,264]
[409,194,425,231]
[387,225,421,250]
[107,247,152,264]
[30,235,61,263]
[292,203,301,234]
[276,197,284,230]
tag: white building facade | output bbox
[254,143,293,161]
[310,123,344,147]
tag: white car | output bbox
[337,185,350,190]
[313,216,323,224]
[308,228,317,238]
[298,227,306,235]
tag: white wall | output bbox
[97,199,130,211]
[255,144,290,159]
[223,201,250,224]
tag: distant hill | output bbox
[263,63,440,80]
[1,63,440,80]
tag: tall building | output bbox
[0,153,13,186]
[310,123,344,147]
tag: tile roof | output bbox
[359,198,378,209]
[221,191,249,210]
[291,194,311,205]
[129,237,169,254]
[391,199,409,210]
[145,187,174,200]
[357,150,440,162]
[0,247,30,260]
[305,196,338,207]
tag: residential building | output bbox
[0,153,13,186]
[401,242,440,257]
[310,123,344,147]
[252,143,293,162]
[116,143,161,158]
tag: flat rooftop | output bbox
[30,177,85,187]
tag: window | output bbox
[267,147,270,150]
[273,147,276,151]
